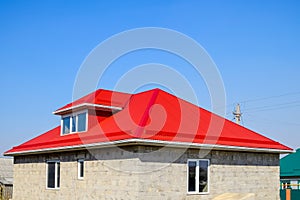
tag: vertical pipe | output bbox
[286,188,291,200]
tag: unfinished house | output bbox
[5,88,292,200]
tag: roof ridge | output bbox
[135,89,160,137]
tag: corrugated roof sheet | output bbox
[4,88,292,156]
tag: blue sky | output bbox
[1,0,300,156]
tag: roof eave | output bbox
[4,138,293,156]
[53,103,123,115]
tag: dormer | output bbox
[54,103,123,135]
[52,89,132,135]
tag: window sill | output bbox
[187,192,209,195]
[46,188,60,190]
[61,130,87,136]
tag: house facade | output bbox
[5,88,292,200]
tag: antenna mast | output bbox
[233,104,242,124]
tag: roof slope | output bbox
[280,148,300,177]
[4,88,292,156]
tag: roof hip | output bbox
[135,89,160,137]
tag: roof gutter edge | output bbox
[4,138,293,156]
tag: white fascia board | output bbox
[4,138,293,156]
[53,103,123,115]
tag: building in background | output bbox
[280,148,300,200]
[5,88,292,200]
[0,157,13,200]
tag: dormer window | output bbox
[61,110,87,135]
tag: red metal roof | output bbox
[4,88,292,155]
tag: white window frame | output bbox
[78,159,84,179]
[187,159,210,195]
[46,160,60,189]
[61,110,88,135]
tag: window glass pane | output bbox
[79,161,84,178]
[62,117,70,134]
[77,113,86,132]
[188,161,196,192]
[57,162,60,188]
[71,116,76,132]
[199,160,208,192]
[282,180,290,189]
[47,162,55,188]
[290,180,298,190]
[280,181,284,190]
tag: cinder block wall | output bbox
[12,146,280,200]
